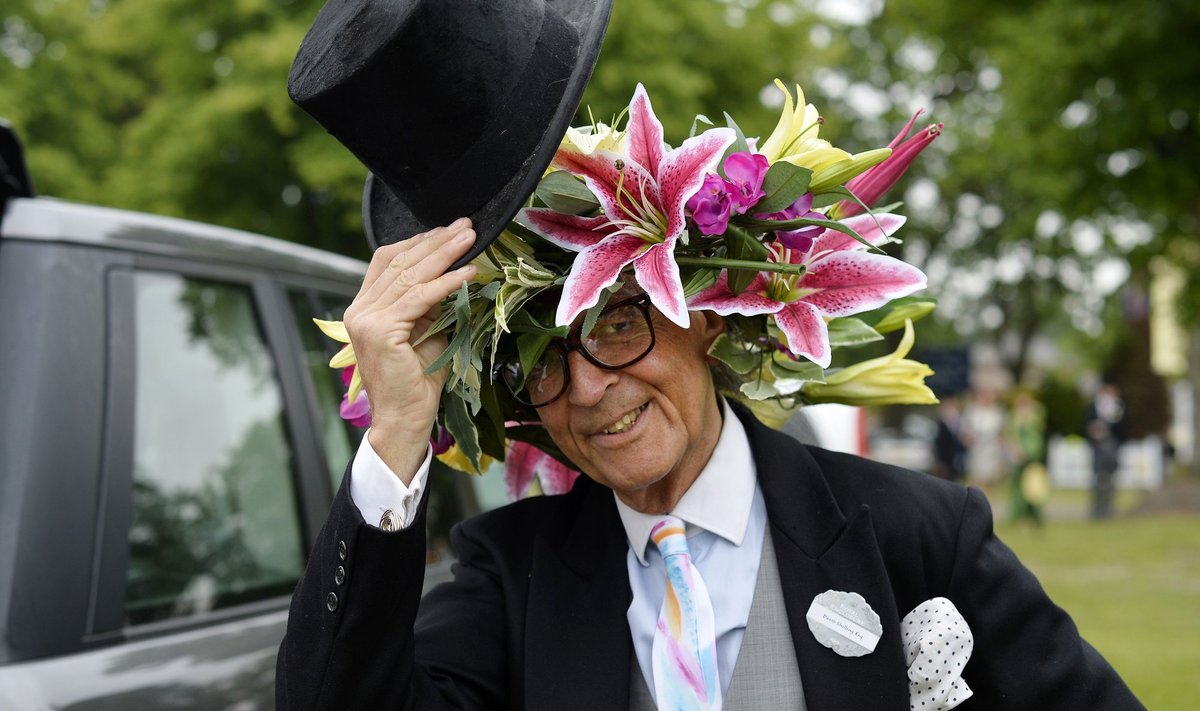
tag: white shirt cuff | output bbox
[349,429,432,530]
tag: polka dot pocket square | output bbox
[901,597,974,710]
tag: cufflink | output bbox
[379,508,399,532]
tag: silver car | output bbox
[0,123,497,709]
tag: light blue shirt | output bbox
[615,400,766,703]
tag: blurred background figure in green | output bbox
[1004,388,1048,525]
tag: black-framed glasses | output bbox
[493,294,657,407]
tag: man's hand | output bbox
[343,218,478,484]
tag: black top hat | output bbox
[289,0,612,262]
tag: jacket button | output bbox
[326,592,339,612]
[335,565,346,585]
[337,540,347,560]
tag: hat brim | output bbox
[363,0,612,267]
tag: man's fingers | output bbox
[365,226,477,308]
[357,218,472,298]
[385,264,478,326]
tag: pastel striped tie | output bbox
[651,516,722,711]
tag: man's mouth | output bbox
[602,404,647,435]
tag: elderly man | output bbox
[276,219,1143,710]
[278,0,1144,707]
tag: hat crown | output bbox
[289,0,555,193]
[289,0,611,256]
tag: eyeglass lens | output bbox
[501,300,653,406]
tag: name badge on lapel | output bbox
[806,589,882,657]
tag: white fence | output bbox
[1047,435,1166,490]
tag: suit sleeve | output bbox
[946,487,1144,710]
[275,462,509,710]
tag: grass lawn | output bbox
[996,513,1200,710]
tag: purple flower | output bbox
[430,425,454,455]
[723,152,769,211]
[338,365,371,428]
[686,172,734,234]
[757,193,825,253]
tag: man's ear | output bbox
[692,309,727,352]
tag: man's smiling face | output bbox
[536,298,726,514]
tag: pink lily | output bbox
[829,110,943,220]
[687,214,924,367]
[522,84,735,327]
[505,440,580,501]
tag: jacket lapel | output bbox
[524,478,634,710]
[740,410,910,711]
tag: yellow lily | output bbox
[759,80,852,173]
[436,444,496,474]
[313,318,364,403]
[759,80,896,193]
[801,320,938,406]
[561,121,627,155]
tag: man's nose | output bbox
[564,350,619,406]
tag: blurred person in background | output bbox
[1085,383,1127,520]
[962,387,1006,497]
[931,395,968,483]
[1003,388,1048,526]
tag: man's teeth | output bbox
[603,406,645,435]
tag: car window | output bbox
[125,271,304,626]
[288,290,362,491]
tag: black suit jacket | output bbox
[277,409,1143,710]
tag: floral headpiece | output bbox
[316,80,943,492]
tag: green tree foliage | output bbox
[0,0,366,256]
[3,0,1194,383]
[859,0,1200,378]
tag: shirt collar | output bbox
[614,398,758,566]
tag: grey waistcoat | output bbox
[629,530,807,710]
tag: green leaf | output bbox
[739,378,778,400]
[515,332,553,389]
[443,390,482,471]
[738,215,874,250]
[718,112,750,176]
[723,224,769,294]
[826,317,884,347]
[860,296,938,333]
[508,308,570,337]
[580,281,623,338]
[769,355,826,382]
[424,283,471,375]
[688,113,714,138]
[754,162,813,214]
[708,334,761,375]
[475,380,508,461]
[478,281,502,300]
[535,171,601,215]
[681,267,718,297]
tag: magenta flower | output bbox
[685,151,769,235]
[338,365,371,427]
[830,110,943,220]
[687,213,923,367]
[723,152,770,211]
[505,440,580,501]
[430,425,454,455]
[523,84,735,328]
[687,172,734,234]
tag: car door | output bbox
[15,258,323,710]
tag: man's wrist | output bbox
[367,426,431,486]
